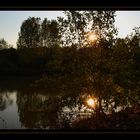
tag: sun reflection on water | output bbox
[86,95,97,109]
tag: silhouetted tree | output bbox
[57,11,117,47]
[41,18,61,48]
[0,38,11,49]
[17,17,41,49]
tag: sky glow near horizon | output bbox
[0,11,140,48]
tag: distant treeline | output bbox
[0,46,84,77]
[0,40,140,79]
[0,47,63,77]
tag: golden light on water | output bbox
[86,97,95,108]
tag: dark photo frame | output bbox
[0,0,140,138]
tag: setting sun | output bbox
[86,97,95,108]
[88,32,98,43]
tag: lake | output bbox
[0,78,129,129]
[0,79,93,129]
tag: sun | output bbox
[87,32,98,43]
[86,97,95,108]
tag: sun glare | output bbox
[86,97,95,108]
[88,32,98,43]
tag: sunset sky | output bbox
[0,11,140,48]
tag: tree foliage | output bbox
[57,11,117,47]
[41,18,61,47]
[0,38,13,49]
[17,17,61,49]
[17,17,41,49]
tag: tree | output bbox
[56,11,120,117]
[17,17,61,49]
[57,11,117,48]
[41,19,61,48]
[17,17,41,49]
[73,11,117,117]
[0,38,9,49]
[121,27,140,107]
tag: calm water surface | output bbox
[0,91,21,129]
[0,79,92,129]
[0,79,124,129]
